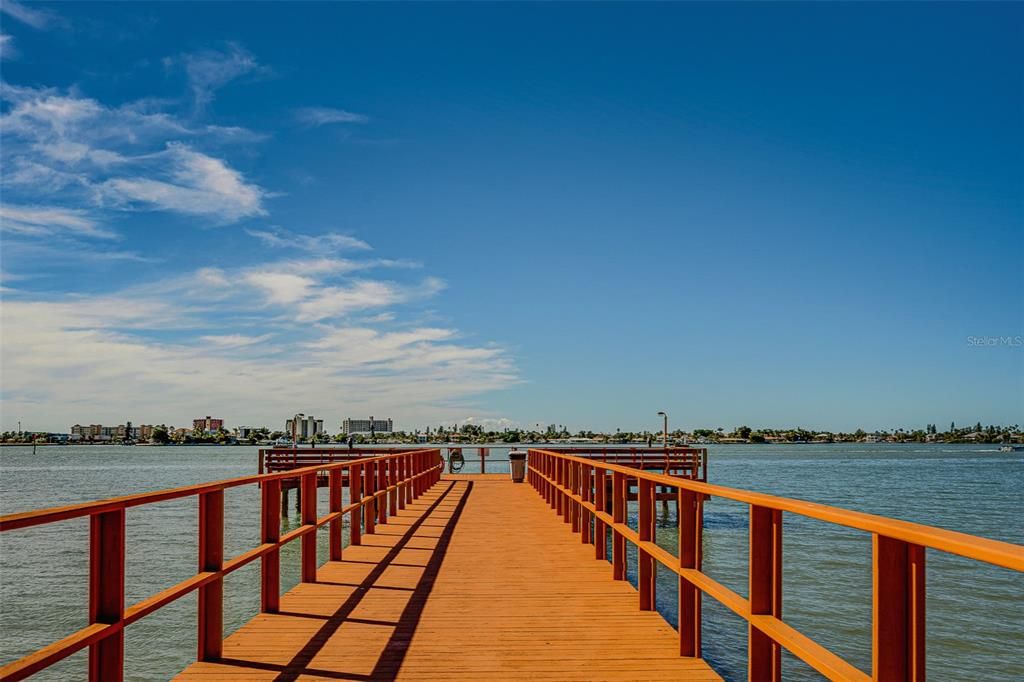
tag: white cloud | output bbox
[0,280,517,430]
[96,143,267,221]
[1,83,268,226]
[0,204,115,239]
[0,33,16,59]
[0,0,59,30]
[242,271,316,304]
[174,43,267,111]
[294,106,369,127]
[247,228,371,252]
[200,334,272,348]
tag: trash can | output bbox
[509,450,527,483]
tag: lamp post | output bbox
[657,411,668,450]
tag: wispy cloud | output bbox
[97,143,267,221]
[0,204,115,239]
[0,33,16,59]
[0,0,60,30]
[247,228,371,252]
[168,43,269,112]
[294,106,369,127]
[0,264,516,428]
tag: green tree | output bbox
[152,427,170,444]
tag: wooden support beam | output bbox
[612,471,626,581]
[873,535,926,682]
[749,505,782,682]
[197,491,224,661]
[329,469,343,561]
[679,489,701,657]
[89,509,125,682]
[260,479,281,613]
[301,473,316,582]
[639,478,655,611]
[349,463,362,546]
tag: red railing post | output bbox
[612,471,626,580]
[88,509,125,682]
[365,461,376,534]
[569,461,578,530]
[261,479,281,613]
[198,490,224,661]
[377,457,387,525]
[397,456,406,510]
[679,489,701,657]
[404,454,413,505]
[388,457,398,517]
[580,464,591,544]
[595,467,607,560]
[639,478,655,611]
[301,473,317,582]
[329,468,343,561]
[873,535,926,682]
[350,463,362,545]
[749,505,783,681]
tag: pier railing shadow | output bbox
[0,449,445,681]
[209,479,473,681]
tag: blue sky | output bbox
[1,1,1021,433]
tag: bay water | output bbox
[1,444,1020,680]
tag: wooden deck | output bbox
[176,474,721,681]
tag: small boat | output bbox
[998,445,1023,452]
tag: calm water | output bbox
[0,444,1021,680]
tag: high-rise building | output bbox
[342,417,394,435]
[193,416,224,433]
[285,414,324,440]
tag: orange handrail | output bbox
[0,449,443,681]
[527,448,1023,682]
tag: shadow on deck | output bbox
[176,476,720,681]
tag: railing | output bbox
[544,446,708,481]
[259,447,418,475]
[259,446,706,481]
[527,448,1023,682]
[0,449,443,681]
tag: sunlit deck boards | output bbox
[176,474,721,681]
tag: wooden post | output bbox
[749,505,782,682]
[377,457,387,525]
[612,471,626,580]
[873,535,926,682]
[329,469,343,561]
[679,489,700,657]
[89,509,125,681]
[569,461,578,530]
[388,458,398,517]
[281,486,289,517]
[365,461,376,534]
[595,467,607,560]
[198,490,224,661]
[397,456,406,510]
[580,464,591,544]
[350,463,362,546]
[261,479,281,613]
[639,478,655,611]
[301,473,316,582]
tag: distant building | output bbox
[285,415,324,440]
[193,416,224,433]
[342,417,393,435]
[235,426,259,440]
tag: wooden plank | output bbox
[175,475,720,681]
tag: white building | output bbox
[342,417,393,435]
[285,415,324,440]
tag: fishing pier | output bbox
[1,448,1022,681]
